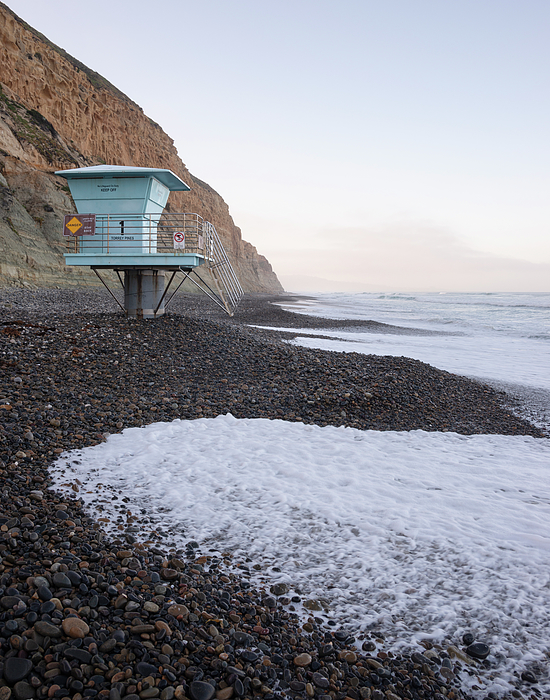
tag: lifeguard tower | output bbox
[57,165,243,318]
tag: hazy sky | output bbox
[6,0,550,291]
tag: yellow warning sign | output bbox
[63,214,96,237]
[66,217,83,234]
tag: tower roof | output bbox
[56,165,190,191]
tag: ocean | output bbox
[50,291,550,698]
[275,291,550,429]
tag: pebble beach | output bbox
[0,289,545,700]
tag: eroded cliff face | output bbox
[0,2,283,292]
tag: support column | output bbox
[124,269,165,319]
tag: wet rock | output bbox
[270,583,289,596]
[466,642,490,660]
[521,670,537,683]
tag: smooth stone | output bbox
[66,571,81,585]
[161,569,178,580]
[13,683,34,700]
[521,671,537,683]
[167,604,188,618]
[289,682,305,692]
[34,621,62,638]
[136,662,158,677]
[294,653,312,667]
[114,595,128,610]
[412,653,430,665]
[232,632,250,646]
[99,639,117,653]
[4,658,33,684]
[154,620,171,636]
[269,583,289,596]
[37,586,52,602]
[189,682,215,700]
[62,617,89,638]
[439,667,455,681]
[0,688,12,700]
[466,642,490,660]
[312,673,329,689]
[423,649,440,661]
[447,645,473,664]
[40,601,55,614]
[33,577,49,589]
[64,648,92,663]
[130,625,155,634]
[462,632,474,646]
[52,573,71,588]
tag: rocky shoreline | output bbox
[0,289,545,700]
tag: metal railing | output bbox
[65,212,244,316]
[203,221,244,315]
[65,212,207,255]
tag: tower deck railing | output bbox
[64,212,207,255]
[64,212,244,315]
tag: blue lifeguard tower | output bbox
[57,165,243,318]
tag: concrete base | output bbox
[124,269,165,318]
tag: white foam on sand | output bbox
[50,415,550,697]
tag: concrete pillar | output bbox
[124,269,165,319]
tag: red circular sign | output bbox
[173,232,185,242]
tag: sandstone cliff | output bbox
[0,2,283,292]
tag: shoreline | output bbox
[0,288,546,700]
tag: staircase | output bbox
[202,221,244,316]
[173,218,244,316]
